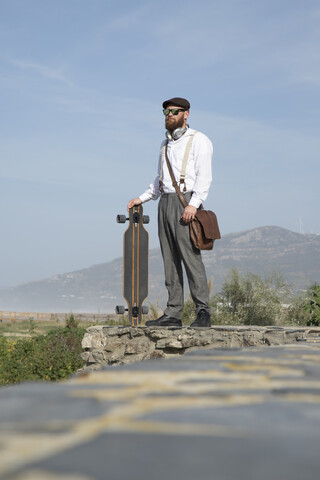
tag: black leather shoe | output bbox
[145,315,182,327]
[190,309,211,327]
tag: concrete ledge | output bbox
[81,325,320,370]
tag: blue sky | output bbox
[0,0,319,288]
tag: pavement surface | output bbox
[1,340,320,479]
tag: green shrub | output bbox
[147,301,162,321]
[65,313,79,329]
[304,284,320,326]
[211,268,291,326]
[0,319,86,386]
[285,294,310,325]
[0,336,37,385]
[182,295,197,325]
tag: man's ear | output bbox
[184,110,190,121]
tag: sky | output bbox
[0,0,319,288]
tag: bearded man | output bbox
[127,97,213,327]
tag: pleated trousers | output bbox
[158,192,210,320]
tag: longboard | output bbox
[115,205,149,325]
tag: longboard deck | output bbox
[117,205,149,325]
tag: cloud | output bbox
[10,59,74,87]
[102,4,149,32]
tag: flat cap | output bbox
[162,97,190,110]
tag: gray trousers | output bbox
[158,192,210,320]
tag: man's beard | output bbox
[165,115,185,133]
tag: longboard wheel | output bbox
[116,215,127,223]
[115,305,126,314]
[143,215,150,224]
[142,306,149,314]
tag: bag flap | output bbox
[195,210,221,240]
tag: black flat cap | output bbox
[162,97,190,110]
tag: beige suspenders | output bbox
[179,131,197,191]
[159,132,197,193]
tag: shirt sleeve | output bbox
[139,175,161,203]
[188,133,213,209]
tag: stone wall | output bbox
[81,325,320,370]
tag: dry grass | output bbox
[0,317,126,338]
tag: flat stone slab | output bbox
[81,325,320,369]
[1,339,320,479]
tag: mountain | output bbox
[0,226,319,313]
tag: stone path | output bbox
[1,335,320,479]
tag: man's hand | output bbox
[127,198,142,211]
[181,205,197,224]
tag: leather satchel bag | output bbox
[164,143,221,250]
[190,209,220,250]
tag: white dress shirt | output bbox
[139,128,213,209]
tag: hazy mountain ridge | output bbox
[1,226,319,313]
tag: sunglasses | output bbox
[163,108,185,116]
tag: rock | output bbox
[156,337,183,349]
[243,331,264,346]
[264,330,286,345]
[108,345,126,364]
[125,337,152,354]
[81,331,105,349]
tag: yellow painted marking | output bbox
[70,378,320,402]
[107,420,248,438]
[71,367,303,387]
[10,469,94,480]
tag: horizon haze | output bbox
[1,225,319,314]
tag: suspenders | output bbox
[159,132,198,194]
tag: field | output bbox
[0,312,126,339]
[0,319,64,337]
